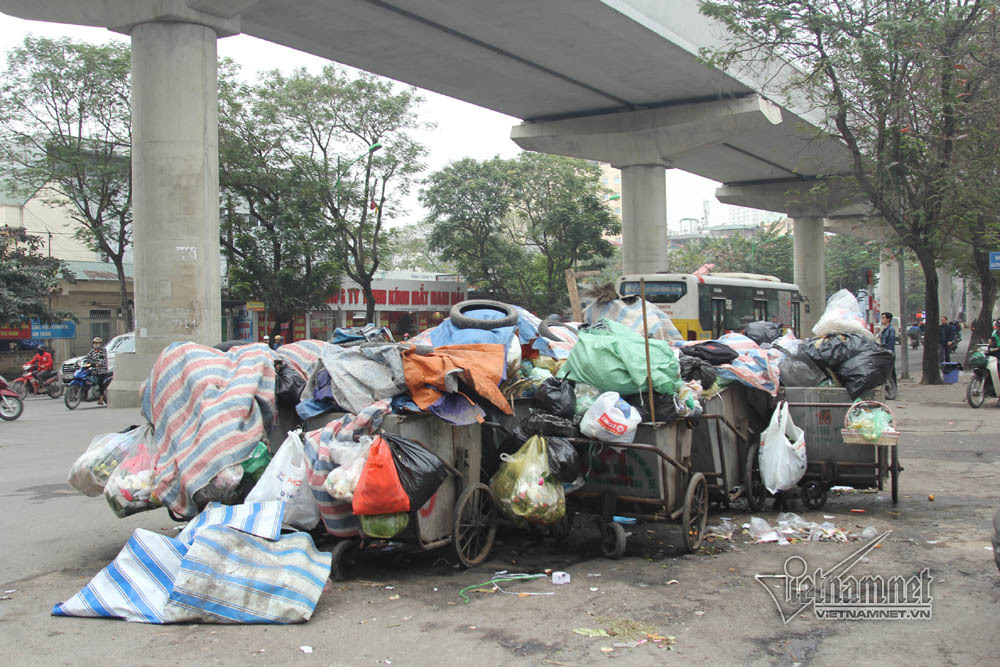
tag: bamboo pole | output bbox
[640,278,656,424]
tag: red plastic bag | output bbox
[352,436,410,516]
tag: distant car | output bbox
[60,331,135,384]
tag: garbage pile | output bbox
[707,513,879,545]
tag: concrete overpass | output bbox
[1,0,874,405]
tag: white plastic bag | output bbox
[580,391,642,443]
[758,401,807,494]
[245,430,320,530]
[812,288,873,339]
[68,425,152,497]
[323,437,374,501]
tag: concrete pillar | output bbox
[110,21,221,407]
[937,268,954,321]
[877,251,901,321]
[793,217,825,334]
[619,165,668,274]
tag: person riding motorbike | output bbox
[83,337,111,406]
[26,345,56,383]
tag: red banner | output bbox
[0,324,31,340]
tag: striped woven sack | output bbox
[141,342,277,518]
[177,500,286,546]
[164,525,332,624]
[52,529,193,624]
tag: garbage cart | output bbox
[779,386,900,509]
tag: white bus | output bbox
[616,272,802,340]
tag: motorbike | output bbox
[12,362,63,399]
[64,363,105,410]
[0,375,25,421]
[967,344,999,408]
[907,327,922,349]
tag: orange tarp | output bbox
[401,343,512,415]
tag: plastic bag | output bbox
[522,410,578,438]
[245,430,321,530]
[384,432,448,511]
[846,405,893,442]
[812,289,873,339]
[758,401,807,494]
[774,335,827,387]
[837,347,893,398]
[192,464,245,508]
[352,436,411,516]
[969,350,988,368]
[623,391,688,423]
[680,341,739,365]
[322,438,374,501]
[745,321,782,345]
[104,439,160,518]
[275,362,306,407]
[532,377,576,418]
[490,435,565,524]
[360,512,410,539]
[802,334,864,371]
[240,442,272,482]
[68,425,152,497]
[679,355,717,388]
[580,391,642,443]
[573,383,600,417]
[546,437,581,483]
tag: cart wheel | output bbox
[801,481,827,510]
[452,483,498,568]
[600,521,627,559]
[547,509,575,541]
[745,442,767,512]
[331,540,359,582]
[682,473,709,553]
[890,448,900,505]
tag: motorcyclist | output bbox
[27,345,55,384]
[84,337,111,406]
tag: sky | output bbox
[0,14,737,230]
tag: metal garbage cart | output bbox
[779,386,900,509]
[328,413,499,579]
[562,420,709,559]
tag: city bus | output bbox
[616,272,802,340]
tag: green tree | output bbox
[0,37,133,325]
[700,0,996,382]
[825,234,882,295]
[667,226,793,283]
[0,227,73,325]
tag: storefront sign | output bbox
[29,320,77,339]
[245,301,265,312]
[327,276,467,312]
[0,323,32,340]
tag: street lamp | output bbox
[336,142,383,191]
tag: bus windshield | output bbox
[618,280,686,304]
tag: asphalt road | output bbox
[2,373,999,666]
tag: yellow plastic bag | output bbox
[490,435,565,525]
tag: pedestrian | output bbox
[880,312,898,391]
[262,334,270,348]
[272,334,283,349]
[84,336,111,406]
[938,315,955,363]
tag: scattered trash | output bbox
[823,515,835,519]
[666,580,679,585]
[706,518,737,540]
[744,513,865,544]
[928,495,935,501]
[300,646,314,654]
[574,628,610,637]
[600,647,614,653]
[694,611,705,616]
[587,573,602,577]
[926,541,938,545]
[551,571,571,585]
[589,586,599,592]
[612,516,638,525]
[388,594,400,600]
[862,526,878,538]
[850,509,866,513]
[458,572,551,604]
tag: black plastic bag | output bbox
[622,392,682,423]
[679,355,717,388]
[532,378,576,418]
[383,432,448,510]
[275,363,306,407]
[522,410,577,438]
[681,341,739,365]
[802,334,862,371]
[744,321,782,345]
[836,347,894,398]
[546,436,581,483]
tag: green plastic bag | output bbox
[490,435,565,525]
[846,406,892,442]
[241,442,272,481]
[969,350,987,369]
[558,319,682,396]
[360,512,410,538]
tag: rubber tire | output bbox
[330,540,359,582]
[884,375,897,401]
[682,473,709,553]
[745,442,767,512]
[600,521,627,559]
[47,382,63,399]
[64,385,82,410]
[452,483,499,568]
[801,481,828,510]
[538,318,579,341]
[449,300,518,330]
[890,447,900,505]
[967,374,986,408]
[0,395,24,421]
[12,380,28,400]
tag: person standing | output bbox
[272,334,283,349]
[938,315,955,363]
[84,337,111,406]
[880,312,898,394]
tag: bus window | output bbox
[619,280,686,304]
[711,299,726,339]
[753,299,767,321]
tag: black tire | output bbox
[12,381,28,400]
[967,375,986,408]
[745,442,767,512]
[449,300,518,330]
[682,473,709,553]
[890,447,900,505]
[600,521,627,559]
[331,540,359,582]
[64,385,82,410]
[538,318,579,341]
[885,376,897,401]
[452,483,498,568]
[801,481,827,510]
[0,395,24,421]
[47,382,63,399]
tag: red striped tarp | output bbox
[274,340,324,379]
[141,342,277,518]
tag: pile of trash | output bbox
[707,513,879,545]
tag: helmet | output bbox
[263,335,270,340]
[92,337,103,344]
